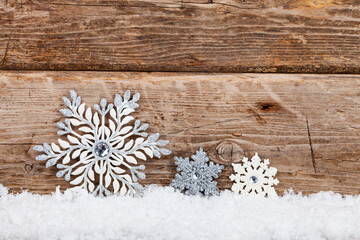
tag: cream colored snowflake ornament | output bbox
[34,90,171,197]
[229,153,279,197]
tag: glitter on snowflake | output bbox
[229,153,279,197]
[170,148,224,196]
[34,90,171,197]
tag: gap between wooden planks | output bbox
[0,0,359,73]
[0,71,360,195]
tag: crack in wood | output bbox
[306,118,317,173]
[247,109,267,124]
[1,36,11,66]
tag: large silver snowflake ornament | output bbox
[170,148,224,196]
[34,90,171,197]
[229,153,279,197]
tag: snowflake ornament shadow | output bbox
[34,90,171,197]
[229,153,279,197]
[170,148,224,196]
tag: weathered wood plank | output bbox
[1,71,360,195]
[0,0,360,73]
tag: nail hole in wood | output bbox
[25,164,33,172]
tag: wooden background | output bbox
[0,0,360,195]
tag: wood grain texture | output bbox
[1,71,360,195]
[0,0,360,73]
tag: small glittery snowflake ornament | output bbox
[170,148,224,196]
[229,153,279,197]
[34,90,171,197]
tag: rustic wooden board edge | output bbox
[1,71,360,195]
[1,0,360,73]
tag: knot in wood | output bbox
[215,140,243,163]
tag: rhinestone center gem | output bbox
[249,175,258,184]
[193,171,201,180]
[94,142,110,158]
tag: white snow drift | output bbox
[0,184,359,240]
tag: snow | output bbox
[0,184,359,240]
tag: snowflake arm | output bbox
[34,90,171,197]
